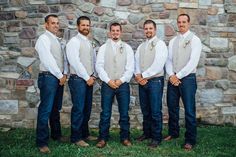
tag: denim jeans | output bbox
[68,75,93,143]
[36,72,64,147]
[167,73,197,145]
[139,77,164,142]
[98,82,130,141]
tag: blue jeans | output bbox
[167,73,197,145]
[139,77,164,142]
[36,72,64,147]
[68,75,93,143]
[98,82,130,141]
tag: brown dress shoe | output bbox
[75,140,89,147]
[183,143,193,151]
[39,146,51,154]
[58,136,69,142]
[136,134,150,142]
[96,140,106,148]
[163,135,173,141]
[85,136,97,141]
[122,139,132,146]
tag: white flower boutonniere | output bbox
[91,41,96,48]
[183,40,191,48]
[120,43,124,54]
[150,41,156,51]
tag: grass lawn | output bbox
[0,125,236,157]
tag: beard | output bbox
[79,29,89,36]
[112,37,119,41]
[146,33,153,39]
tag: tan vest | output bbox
[69,36,94,76]
[139,38,164,77]
[172,32,194,73]
[104,40,127,80]
[40,32,63,72]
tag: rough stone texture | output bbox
[200,89,223,104]
[0,100,18,114]
[0,1,236,128]
[228,55,236,72]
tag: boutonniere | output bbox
[91,41,96,48]
[150,41,156,51]
[183,40,191,48]
[120,43,124,54]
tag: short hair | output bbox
[77,16,91,25]
[177,14,190,22]
[143,20,156,29]
[45,14,58,23]
[109,22,122,31]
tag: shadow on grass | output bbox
[0,125,235,157]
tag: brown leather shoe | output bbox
[136,134,150,142]
[163,135,174,141]
[96,140,106,148]
[74,140,89,147]
[39,146,51,154]
[85,135,97,141]
[58,136,69,142]
[122,139,132,146]
[183,143,193,151]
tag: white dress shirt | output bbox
[35,30,66,79]
[66,32,96,81]
[134,36,168,78]
[165,30,202,79]
[96,39,134,83]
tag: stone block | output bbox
[114,11,130,20]
[78,3,95,13]
[0,12,15,20]
[118,0,131,6]
[94,6,105,16]
[221,106,236,115]
[228,55,236,72]
[128,13,144,24]
[164,3,178,10]
[206,66,227,80]
[46,0,60,4]
[200,89,223,104]
[199,0,211,6]
[208,7,218,15]
[179,3,198,8]
[215,79,230,90]
[15,11,27,18]
[100,0,116,9]
[19,28,36,39]
[225,4,236,13]
[0,72,20,79]
[0,100,18,114]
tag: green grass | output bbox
[0,125,236,157]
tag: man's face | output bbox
[45,16,59,35]
[78,20,90,36]
[144,23,156,39]
[110,25,121,41]
[177,15,190,34]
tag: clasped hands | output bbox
[59,74,67,86]
[135,74,148,86]
[108,79,122,89]
[169,75,181,86]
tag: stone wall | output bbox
[0,0,236,128]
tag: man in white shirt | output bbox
[66,16,97,147]
[35,14,68,153]
[164,14,202,151]
[96,23,134,148]
[134,20,168,148]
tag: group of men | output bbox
[35,13,202,154]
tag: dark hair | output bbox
[77,16,91,25]
[44,14,58,23]
[177,14,190,22]
[143,20,156,29]
[109,22,122,31]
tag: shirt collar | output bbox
[179,30,190,39]
[146,35,157,44]
[46,30,58,40]
[110,38,122,47]
[77,32,89,41]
